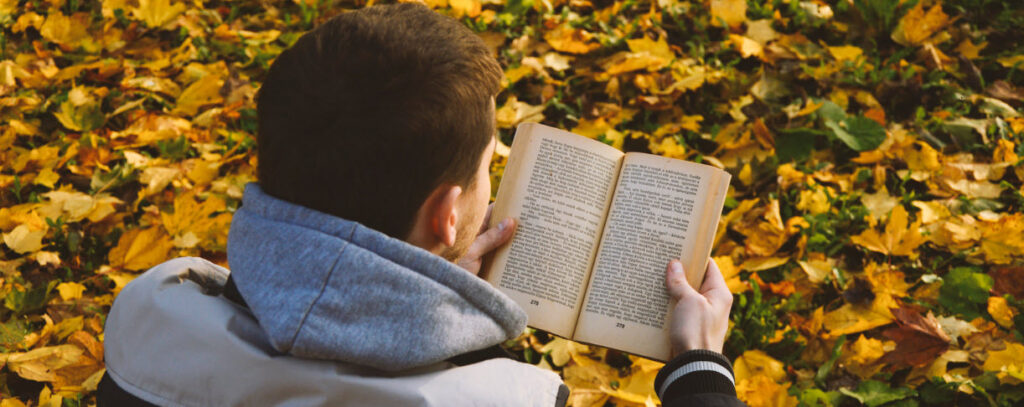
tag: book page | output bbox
[572,153,730,360]
[484,123,624,338]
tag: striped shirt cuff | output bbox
[654,349,736,401]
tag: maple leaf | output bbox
[824,293,897,337]
[2,224,46,254]
[709,0,747,29]
[840,334,888,379]
[880,306,951,368]
[172,74,225,116]
[542,25,600,55]
[131,0,187,29]
[107,227,174,271]
[850,205,925,258]
[892,1,950,46]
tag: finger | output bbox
[465,217,515,259]
[699,258,732,304]
[478,203,496,234]
[665,260,698,300]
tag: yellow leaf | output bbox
[0,399,28,407]
[538,338,573,366]
[796,187,830,215]
[912,200,952,224]
[904,141,941,171]
[39,12,90,48]
[3,224,46,254]
[740,256,789,272]
[865,263,911,299]
[798,257,833,284]
[738,162,753,185]
[542,53,572,72]
[40,189,98,222]
[495,96,545,129]
[131,0,186,28]
[33,167,60,188]
[186,159,221,186]
[53,86,105,132]
[728,34,763,58]
[503,65,535,87]
[943,178,1005,199]
[824,293,896,336]
[982,342,1024,384]
[34,251,61,266]
[107,227,174,271]
[38,386,62,407]
[601,36,675,75]
[828,45,863,62]
[956,39,987,60]
[736,375,798,407]
[139,166,181,198]
[980,214,1024,264]
[840,335,887,379]
[710,0,747,29]
[714,256,749,293]
[543,25,600,55]
[448,0,480,18]
[172,74,224,116]
[602,361,659,403]
[745,19,778,45]
[850,205,926,258]
[105,271,138,296]
[861,188,899,219]
[846,335,886,364]
[988,296,1017,329]
[56,282,86,301]
[4,345,83,382]
[892,1,949,46]
[121,76,182,97]
[997,55,1024,69]
[734,350,786,382]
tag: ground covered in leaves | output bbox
[2,0,1024,405]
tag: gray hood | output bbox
[226,183,527,371]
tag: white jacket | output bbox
[103,257,565,406]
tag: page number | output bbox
[615,322,625,328]
[530,299,540,306]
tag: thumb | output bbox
[465,218,515,258]
[665,260,698,300]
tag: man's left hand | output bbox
[457,204,516,275]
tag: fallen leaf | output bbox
[107,227,174,271]
[851,206,926,258]
[55,282,86,301]
[880,306,951,368]
[131,0,186,28]
[3,225,47,254]
[892,1,950,46]
[710,0,747,29]
[988,296,1017,329]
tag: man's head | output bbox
[256,3,502,260]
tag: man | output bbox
[98,3,743,406]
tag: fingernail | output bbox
[670,261,683,274]
[498,218,512,231]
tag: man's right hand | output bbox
[664,258,733,356]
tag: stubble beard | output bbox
[439,213,480,262]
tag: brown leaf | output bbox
[880,306,951,368]
[987,80,1024,103]
[990,266,1024,299]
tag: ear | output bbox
[430,185,463,247]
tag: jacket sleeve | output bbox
[653,349,747,407]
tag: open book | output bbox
[483,123,731,361]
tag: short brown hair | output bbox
[256,3,502,238]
